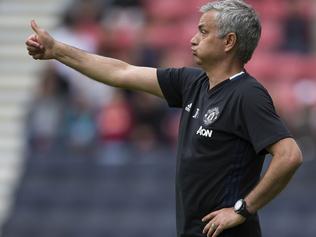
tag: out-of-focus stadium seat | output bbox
[2,150,177,237]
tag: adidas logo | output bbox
[185,103,192,112]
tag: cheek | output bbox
[198,41,213,54]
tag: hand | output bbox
[25,20,56,60]
[202,207,246,237]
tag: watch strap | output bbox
[234,199,252,218]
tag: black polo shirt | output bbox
[157,67,291,237]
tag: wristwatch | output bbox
[234,199,252,218]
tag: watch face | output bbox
[234,200,243,210]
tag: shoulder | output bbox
[180,67,205,77]
[180,67,206,86]
[157,66,204,79]
[157,66,206,90]
[237,73,271,100]
[238,73,267,91]
[233,73,276,114]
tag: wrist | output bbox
[234,199,253,218]
[53,41,63,60]
[244,198,256,214]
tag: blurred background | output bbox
[0,0,315,236]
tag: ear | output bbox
[224,32,237,52]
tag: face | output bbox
[191,11,226,67]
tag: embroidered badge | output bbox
[203,107,220,125]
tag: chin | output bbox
[193,57,202,65]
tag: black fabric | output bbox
[157,67,292,237]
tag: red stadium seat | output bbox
[143,0,191,21]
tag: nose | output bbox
[191,33,198,46]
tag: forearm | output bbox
[245,148,302,213]
[54,41,130,87]
[27,22,162,96]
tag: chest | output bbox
[178,80,242,158]
[183,81,239,131]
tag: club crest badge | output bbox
[203,107,220,126]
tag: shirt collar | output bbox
[229,71,245,80]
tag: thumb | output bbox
[31,20,40,34]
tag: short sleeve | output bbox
[157,67,203,108]
[240,84,292,154]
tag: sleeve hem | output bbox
[157,68,182,108]
[255,134,293,155]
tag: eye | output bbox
[198,25,208,35]
[200,29,207,35]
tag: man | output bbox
[25,0,303,236]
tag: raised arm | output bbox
[25,20,163,97]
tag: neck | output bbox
[202,60,244,90]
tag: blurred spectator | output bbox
[129,92,168,145]
[100,6,145,64]
[130,124,158,154]
[52,0,114,108]
[161,111,181,150]
[57,0,104,53]
[280,0,312,54]
[97,90,133,141]
[64,92,98,155]
[97,90,133,164]
[25,67,70,154]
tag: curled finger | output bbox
[28,48,42,56]
[203,221,211,234]
[25,36,42,48]
[32,53,43,60]
[212,224,224,237]
[27,45,42,52]
[202,211,218,222]
[206,223,218,237]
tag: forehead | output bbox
[198,10,218,29]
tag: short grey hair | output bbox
[200,0,261,64]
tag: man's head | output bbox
[191,0,261,66]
